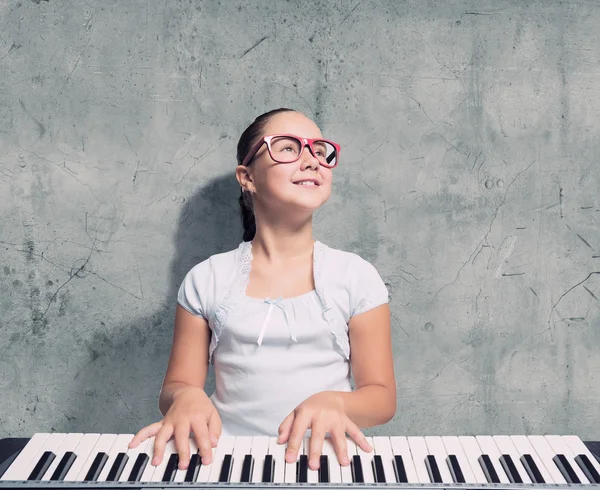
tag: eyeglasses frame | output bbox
[240,134,340,168]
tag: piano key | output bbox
[473,435,510,484]
[527,435,568,484]
[499,454,523,483]
[162,453,179,482]
[267,437,285,483]
[0,433,51,481]
[447,454,465,483]
[425,455,443,483]
[218,454,233,482]
[320,437,342,483]
[575,454,600,484]
[25,433,67,481]
[41,433,83,481]
[351,454,364,483]
[240,454,253,482]
[184,454,201,483]
[50,452,77,481]
[28,451,56,480]
[128,453,149,482]
[75,433,117,481]
[207,436,234,483]
[424,436,454,483]
[63,434,102,481]
[105,452,128,481]
[372,436,397,483]
[229,436,252,483]
[372,455,386,482]
[554,454,581,484]
[84,452,108,481]
[173,438,199,483]
[407,436,431,483]
[250,436,270,483]
[97,433,133,482]
[303,436,318,483]
[394,455,408,482]
[493,435,531,483]
[297,454,308,483]
[442,436,479,483]
[479,454,500,483]
[261,454,274,483]
[511,435,555,483]
[318,455,330,483]
[389,436,418,483]
[357,436,375,483]
[284,438,302,483]
[545,435,589,484]
[196,445,217,483]
[147,439,177,482]
[563,435,600,483]
[341,437,358,483]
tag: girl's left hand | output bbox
[277,391,372,470]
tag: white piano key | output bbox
[173,438,199,483]
[250,436,270,483]
[41,433,84,481]
[149,439,179,482]
[321,437,342,483]
[303,436,319,483]
[117,437,152,482]
[492,435,532,483]
[562,435,600,479]
[455,436,490,484]
[407,436,430,483]
[424,436,454,483]
[284,438,302,483]
[473,435,510,484]
[63,434,101,481]
[390,436,418,483]
[138,437,160,482]
[372,436,397,483]
[356,436,375,483]
[196,444,217,483]
[268,437,286,483]
[97,433,133,481]
[229,436,252,483]
[1,433,51,481]
[511,435,557,483]
[25,433,67,480]
[442,436,478,483]
[340,437,357,483]
[525,435,566,484]
[207,436,235,482]
[75,433,118,481]
[545,435,589,484]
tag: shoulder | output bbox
[185,242,245,277]
[317,240,379,278]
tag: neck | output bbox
[250,217,315,265]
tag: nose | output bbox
[299,143,320,169]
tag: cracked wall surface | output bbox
[1,0,599,438]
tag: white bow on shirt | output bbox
[256,296,297,346]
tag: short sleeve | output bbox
[177,261,210,320]
[348,255,389,317]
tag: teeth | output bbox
[296,181,316,186]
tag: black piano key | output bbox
[28,451,56,480]
[318,455,329,483]
[372,455,386,482]
[553,454,581,484]
[447,454,465,483]
[184,454,201,483]
[478,454,500,483]
[84,452,108,481]
[393,455,408,483]
[161,453,179,482]
[520,454,545,483]
[50,451,76,481]
[297,454,308,483]
[425,455,443,483]
[240,454,254,483]
[261,454,274,483]
[128,453,149,482]
[351,454,364,483]
[575,454,600,484]
[218,454,233,482]
[106,452,128,481]
[499,454,523,484]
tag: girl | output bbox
[128,108,396,473]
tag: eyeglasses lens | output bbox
[270,136,337,167]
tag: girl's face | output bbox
[240,111,333,213]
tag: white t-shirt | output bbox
[177,240,388,436]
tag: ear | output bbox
[235,165,254,193]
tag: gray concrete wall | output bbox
[1,0,599,439]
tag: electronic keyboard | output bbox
[1,433,599,489]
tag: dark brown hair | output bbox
[237,108,296,241]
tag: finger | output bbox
[277,412,294,444]
[174,425,191,470]
[152,424,174,466]
[308,425,327,470]
[285,412,311,464]
[207,411,222,448]
[331,426,350,466]
[192,420,213,465]
[129,421,162,448]
[345,420,371,452]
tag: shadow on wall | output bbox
[65,174,244,434]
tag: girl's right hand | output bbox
[128,386,222,470]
